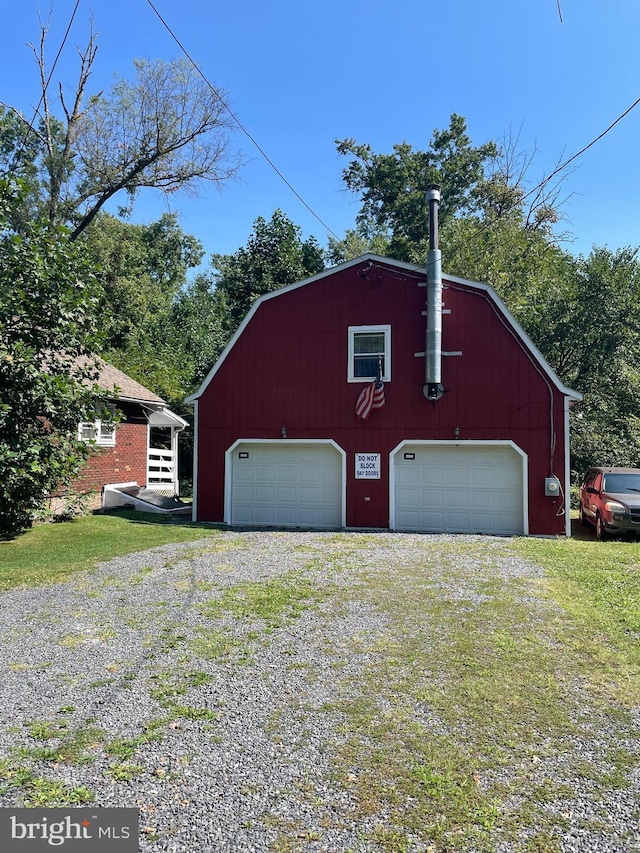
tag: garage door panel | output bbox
[397,467,419,486]
[276,486,297,502]
[471,490,495,509]
[497,491,520,510]
[319,509,341,526]
[232,506,252,524]
[445,491,469,509]
[495,470,521,488]
[233,484,253,501]
[420,489,444,507]
[298,508,321,525]
[396,509,419,528]
[322,467,341,485]
[445,511,470,529]
[275,507,297,525]
[422,468,444,486]
[277,466,297,483]
[254,486,274,502]
[445,469,470,487]
[255,465,275,482]
[471,468,496,487]
[423,511,445,529]
[231,443,342,528]
[395,444,524,535]
[254,506,276,524]
[397,488,419,508]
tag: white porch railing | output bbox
[147,448,176,493]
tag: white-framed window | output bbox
[348,325,391,382]
[78,406,116,447]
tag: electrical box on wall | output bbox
[545,476,561,497]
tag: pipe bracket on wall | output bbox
[423,383,444,401]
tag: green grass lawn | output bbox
[0,511,223,591]
[512,533,640,706]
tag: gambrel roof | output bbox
[186,254,581,404]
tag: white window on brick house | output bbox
[78,406,117,446]
[348,325,391,382]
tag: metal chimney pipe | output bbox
[424,185,443,400]
[428,184,439,251]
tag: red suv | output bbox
[579,467,640,540]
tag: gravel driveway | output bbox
[0,531,638,852]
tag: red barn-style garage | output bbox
[187,253,580,537]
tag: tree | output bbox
[325,223,391,266]
[335,116,570,265]
[336,114,499,261]
[84,212,203,348]
[532,247,640,478]
[0,180,106,536]
[78,211,205,405]
[171,273,229,392]
[2,22,242,238]
[213,210,325,329]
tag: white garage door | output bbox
[230,443,343,528]
[393,443,525,535]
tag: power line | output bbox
[2,0,82,180]
[524,95,640,202]
[143,0,341,241]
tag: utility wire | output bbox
[2,0,82,180]
[143,0,341,241]
[524,95,640,201]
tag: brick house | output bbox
[70,360,187,506]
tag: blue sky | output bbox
[2,0,639,269]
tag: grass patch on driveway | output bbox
[511,536,640,706]
[0,512,223,591]
[308,537,640,852]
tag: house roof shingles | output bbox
[74,357,165,404]
[96,361,165,404]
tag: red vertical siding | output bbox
[195,261,571,535]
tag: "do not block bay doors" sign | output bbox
[355,453,381,479]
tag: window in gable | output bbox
[348,325,391,382]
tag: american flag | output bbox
[355,360,385,420]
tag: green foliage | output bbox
[213,209,325,329]
[441,232,640,477]
[82,212,204,404]
[2,26,241,239]
[85,212,203,350]
[336,114,499,261]
[325,225,391,266]
[0,180,107,536]
[171,273,228,391]
[557,248,640,476]
[0,107,42,232]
